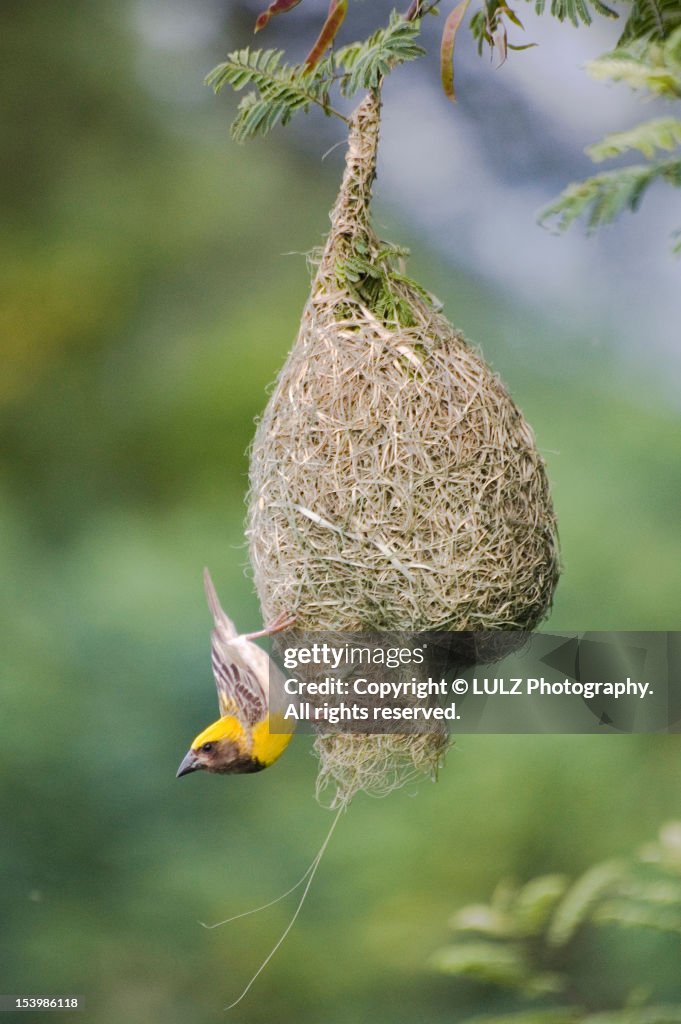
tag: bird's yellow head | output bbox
[176,716,264,777]
[176,714,293,777]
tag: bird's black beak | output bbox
[176,749,199,778]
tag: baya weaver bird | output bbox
[176,570,296,779]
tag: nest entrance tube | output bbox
[248,91,560,807]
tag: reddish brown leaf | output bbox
[304,0,348,69]
[440,0,471,101]
[255,0,304,34]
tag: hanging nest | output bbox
[247,91,560,808]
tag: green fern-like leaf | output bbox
[230,90,297,142]
[539,159,681,233]
[587,117,681,160]
[545,861,625,947]
[526,0,681,36]
[336,12,425,95]
[587,50,681,97]
[206,15,424,141]
[618,0,681,45]
[207,47,287,95]
[527,0,618,28]
[206,47,336,141]
[546,29,681,249]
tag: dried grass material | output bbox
[248,92,560,807]
[313,731,450,806]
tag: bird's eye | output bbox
[202,742,213,753]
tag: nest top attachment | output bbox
[316,91,381,280]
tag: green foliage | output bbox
[540,28,681,251]
[619,0,681,46]
[432,824,681,1024]
[546,860,625,946]
[207,48,318,141]
[333,237,440,325]
[540,161,681,237]
[470,0,536,61]
[587,40,681,96]
[207,13,424,141]
[518,0,681,40]
[469,0,618,60]
[513,876,570,938]
[527,0,618,29]
[586,117,681,160]
[206,48,336,142]
[433,940,564,995]
[208,1,681,247]
[545,161,681,242]
[336,12,426,94]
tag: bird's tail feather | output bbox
[203,567,238,638]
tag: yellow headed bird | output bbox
[176,570,295,779]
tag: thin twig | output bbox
[304,90,350,124]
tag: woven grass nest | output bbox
[248,92,560,807]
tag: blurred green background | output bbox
[1,2,680,1022]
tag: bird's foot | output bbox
[243,611,296,641]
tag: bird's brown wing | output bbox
[204,569,269,726]
[210,640,269,726]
